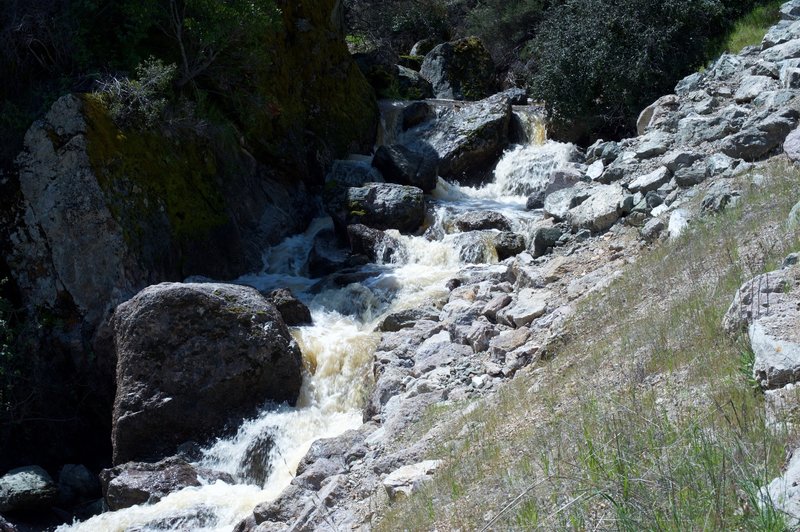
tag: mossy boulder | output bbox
[355,50,433,100]
[325,183,425,235]
[420,37,497,101]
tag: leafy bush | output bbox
[98,58,177,129]
[529,0,732,140]
[344,0,450,53]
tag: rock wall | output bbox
[0,0,378,471]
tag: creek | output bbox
[60,103,574,532]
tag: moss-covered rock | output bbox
[227,0,379,184]
[420,37,497,101]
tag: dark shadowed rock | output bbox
[266,288,311,326]
[419,37,496,100]
[454,211,512,232]
[327,183,425,234]
[533,227,564,258]
[58,464,100,507]
[238,433,275,487]
[111,283,303,464]
[347,224,407,264]
[379,308,440,332]
[372,144,438,192]
[100,457,233,510]
[402,102,434,130]
[493,232,526,260]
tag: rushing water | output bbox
[60,108,576,532]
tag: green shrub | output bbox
[98,57,177,130]
[529,0,732,140]
[723,0,783,53]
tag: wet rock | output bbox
[328,182,425,234]
[493,232,526,260]
[454,211,512,232]
[347,224,406,264]
[372,144,438,192]
[383,460,442,500]
[418,92,512,183]
[0,515,16,532]
[238,433,275,486]
[265,288,311,326]
[325,159,383,188]
[379,308,440,332]
[396,65,435,99]
[100,458,233,511]
[111,283,303,464]
[419,37,496,100]
[402,102,434,130]
[448,231,497,264]
[306,228,354,278]
[0,466,57,512]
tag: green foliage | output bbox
[98,57,177,130]
[467,0,552,67]
[529,0,731,140]
[723,0,783,53]
[344,0,450,52]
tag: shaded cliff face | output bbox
[0,0,378,471]
[230,0,379,183]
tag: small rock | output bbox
[640,218,666,243]
[668,209,690,239]
[628,166,671,193]
[266,288,312,326]
[454,211,512,232]
[493,232,526,260]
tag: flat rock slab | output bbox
[383,460,442,500]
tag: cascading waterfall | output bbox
[60,100,579,532]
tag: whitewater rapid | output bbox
[60,135,575,532]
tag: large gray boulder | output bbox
[760,447,800,529]
[111,283,303,464]
[724,266,800,390]
[100,457,233,511]
[419,37,496,100]
[785,125,800,161]
[566,184,628,233]
[327,183,425,234]
[416,92,512,183]
[0,466,57,512]
[543,185,593,222]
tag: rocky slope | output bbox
[228,3,800,529]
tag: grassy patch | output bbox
[377,160,800,530]
[724,1,783,54]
